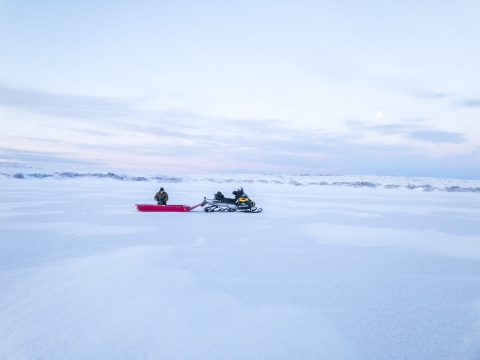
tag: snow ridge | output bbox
[2,171,480,193]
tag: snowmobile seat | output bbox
[214,191,225,201]
[214,191,236,204]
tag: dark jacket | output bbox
[154,191,169,203]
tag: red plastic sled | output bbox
[135,203,203,212]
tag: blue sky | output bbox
[1,0,479,177]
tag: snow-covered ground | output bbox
[1,162,480,359]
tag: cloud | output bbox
[361,123,412,134]
[0,84,478,177]
[456,99,480,107]
[0,148,100,165]
[0,84,464,149]
[385,82,452,100]
[71,129,114,137]
[38,124,114,137]
[347,121,466,144]
[406,88,451,100]
[0,85,136,119]
[406,130,465,144]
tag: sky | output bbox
[0,0,479,178]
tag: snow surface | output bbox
[1,163,480,359]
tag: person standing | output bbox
[154,187,169,205]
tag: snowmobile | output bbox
[203,188,263,213]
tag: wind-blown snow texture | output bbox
[1,162,480,359]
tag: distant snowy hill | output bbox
[1,161,479,193]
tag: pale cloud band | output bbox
[1,85,479,178]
